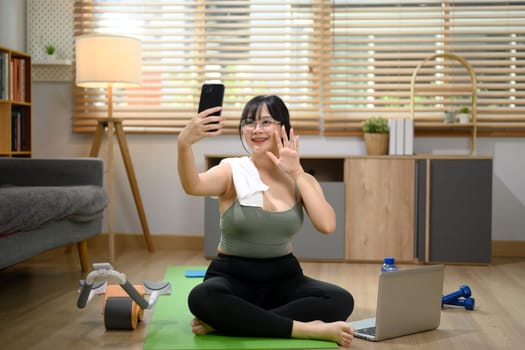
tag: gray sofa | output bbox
[0,158,108,272]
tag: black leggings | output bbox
[187,253,354,338]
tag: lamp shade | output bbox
[75,34,141,88]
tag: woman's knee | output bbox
[188,284,208,317]
[325,286,355,320]
[337,288,355,318]
[187,278,229,317]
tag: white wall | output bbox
[30,83,525,241]
[2,1,524,241]
[0,0,25,51]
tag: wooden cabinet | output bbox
[344,157,416,262]
[0,46,32,158]
[203,154,492,264]
[344,156,492,264]
[415,158,493,264]
[291,182,345,260]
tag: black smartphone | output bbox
[198,83,224,132]
[198,83,225,116]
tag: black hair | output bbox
[238,95,291,152]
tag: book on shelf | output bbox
[404,118,414,156]
[11,59,16,101]
[388,118,414,156]
[396,118,404,155]
[11,108,27,152]
[10,57,28,102]
[19,58,26,102]
[0,52,8,100]
[388,118,397,156]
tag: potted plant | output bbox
[458,106,470,124]
[444,110,456,124]
[362,117,389,155]
[45,45,56,60]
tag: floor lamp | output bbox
[75,34,154,262]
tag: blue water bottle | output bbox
[381,257,398,272]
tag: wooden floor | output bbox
[1,245,524,350]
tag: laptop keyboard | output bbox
[357,326,376,337]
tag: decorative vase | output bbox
[364,133,389,155]
[444,111,456,124]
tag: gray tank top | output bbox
[219,199,304,258]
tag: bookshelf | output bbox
[0,45,32,158]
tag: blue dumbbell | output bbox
[442,285,472,305]
[446,297,475,310]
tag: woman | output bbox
[177,95,355,348]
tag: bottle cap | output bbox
[384,257,395,265]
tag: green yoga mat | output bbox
[144,266,338,350]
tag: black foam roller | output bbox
[104,297,134,330]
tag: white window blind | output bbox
[73,0,324,135]
[73,0,525,136]
[324,0,525,135]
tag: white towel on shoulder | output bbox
[220,156,268,207]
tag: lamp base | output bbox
[89,118,154,261]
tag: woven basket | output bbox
[364,133,389,155]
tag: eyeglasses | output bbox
[241,118,281,130]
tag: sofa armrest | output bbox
[0,158,104,187]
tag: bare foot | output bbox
[191,318,216,335]
[291,320,355,349]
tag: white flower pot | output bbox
[459,113,470,124]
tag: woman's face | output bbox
[241,103,282,154]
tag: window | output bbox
[73,0,324,135]
[74,0,525,136]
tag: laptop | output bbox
[349,264,445,341]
